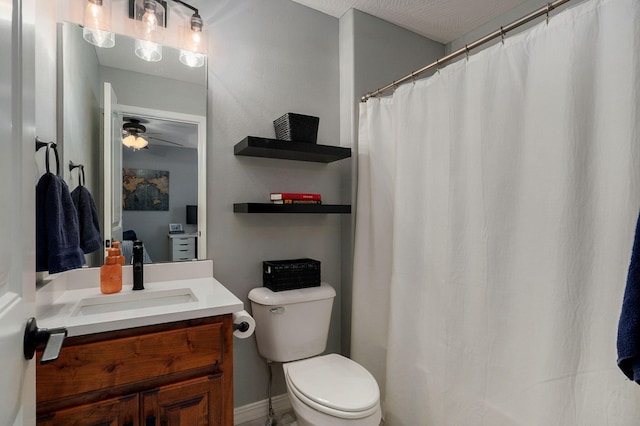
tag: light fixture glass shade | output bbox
[83,0,115,48]
[179,50,205,68]
[122,134,149,150]
[135,39,163,62]
[83,27,115,48]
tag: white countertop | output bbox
[36,260,244,337]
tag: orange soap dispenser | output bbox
[100,247,122,294]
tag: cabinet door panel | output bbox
[37,323,223,403]
[37,394,138,426]
[142,376,223,426]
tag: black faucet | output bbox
[132,240,144,290]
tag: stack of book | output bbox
[270,193,322,205]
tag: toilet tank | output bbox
[248,283,336,362]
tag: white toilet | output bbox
[249,283,382,426]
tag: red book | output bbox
[270,193,321,201]
[272,199,322,205]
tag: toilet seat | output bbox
[284,353,380,420]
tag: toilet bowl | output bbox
[283,354,381,426]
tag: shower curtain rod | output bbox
[361,0,573,102]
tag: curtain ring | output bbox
[392,81,397,93]
[546,3,552,24]
[500,26,506,44]
[465,44,470,61]
[436,59,441,74]
[411,71,416,85]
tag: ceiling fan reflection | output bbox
[122,117,184,149]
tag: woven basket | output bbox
[273,113,319,143]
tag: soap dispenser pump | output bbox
[132,240,144,290]
[111,241,125,265]
[100,248,122,294]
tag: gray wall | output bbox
[204,0,341,407]
[100,66,206,117]
[122,146,198,262]
[339,9,445,356]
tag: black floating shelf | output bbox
[234,137,351,163]
[234,203,351,214]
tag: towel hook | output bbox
[69,161,85,186]
[36,137,60,176]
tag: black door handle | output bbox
[23,317,67,364]
[146,415,156,426]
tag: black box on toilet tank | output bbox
[263,258,321,292]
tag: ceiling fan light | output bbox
[122,134,148,150]
[134,136,149,149]
[122,134,137,147]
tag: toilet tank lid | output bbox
[248,282,336,306]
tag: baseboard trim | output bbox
[234,393,292,425]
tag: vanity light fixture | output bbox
[131,0,207,68]
[83,0,206,67]
[82,0,115,48]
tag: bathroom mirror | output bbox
[58,22,207,266]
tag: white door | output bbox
[0,0,36,425]
[104,82,123,245]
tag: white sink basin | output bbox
[71,288,198,317]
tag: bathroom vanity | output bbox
[34,261,243,426]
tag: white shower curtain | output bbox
[352,0,640,424]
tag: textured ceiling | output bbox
[288,0,531,43]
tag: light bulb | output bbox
[85,1,102,27]
[83,0,114,48]
[141,3,158,34]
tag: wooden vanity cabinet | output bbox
[36,315,233,426]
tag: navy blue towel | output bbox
[71,185,102,254]
[36,173,85,273]
[617,210,640,382]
